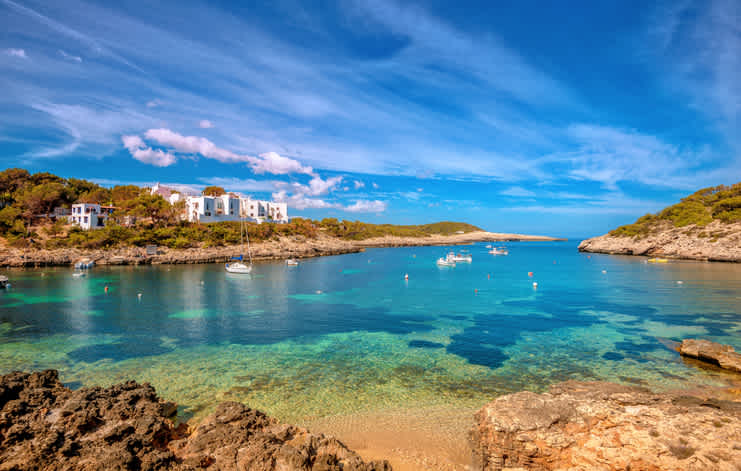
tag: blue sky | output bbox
[1,0,739,237]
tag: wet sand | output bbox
[302,405,476,471]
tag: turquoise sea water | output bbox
[1,241,741,423]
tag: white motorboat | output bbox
[0,275,8,288]
[285,259,299,266]
[225,262,252,274]
[226,215,253,274]
[437,257,456,267]
[485,244,492,248]
[447,252,472,263]
[72,272,86,278]
[489,247,509,255]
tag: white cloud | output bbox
[58,49,82,62]
[121,134,176,167]
[500,186,536,197]
[306,175,342,195]
[271,190,337,210]
[344,200,388,213]
[130,147,177,167]
[4,48,27,58]
[121,134,145,151]
[199,177,277,193]
[199,120,213,129]
[144,128,242,162]
[353,180,365,189]
[146,100,161,108]
[252,151,313,175]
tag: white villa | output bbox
[185,194,288,224]
[68,203,115,230]
[150,182,189,205]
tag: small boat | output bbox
[225,262,252,274]
[0,275,9,289]
[72,272,86,278]
[285,259,299,266]
[226,215,253,275]
[489,248,509,255]
[647,258,668,263]
[74,259,95,269]
[437,257,456,267]
[485,244,492,248]
[447,252,472,263]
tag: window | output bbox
[84,216,88,224]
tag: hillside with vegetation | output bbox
[579,183,741,262]
[0,168,484,252]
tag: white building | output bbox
[185,195,288,224]
[150,182,188,205]
[68,203,114,230]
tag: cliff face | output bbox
[0,370,390,471]
[578,221,741,262]
[470,381,741,471]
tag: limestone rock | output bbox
[679,339,741,373]
[470,381,741,471]
[0,370,390,471]
[578,220,741,262]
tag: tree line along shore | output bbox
[0,168,562,266]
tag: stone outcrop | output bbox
[0,231,563,267]
[470,381,741,471]
[679,339,741,373]
[0,370,390,471]
[578,220,741,262]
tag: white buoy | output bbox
[602,270,607,274]
[137,293,142,299]
[404,273,409,280]
[316,290,322,294]
[677,281,683,284]
[532,282,538,288]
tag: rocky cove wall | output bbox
[578,221,741,262]
[0,231,563,268]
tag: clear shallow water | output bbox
[2,241,741,423]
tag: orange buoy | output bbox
[404,274,409,280]
[528,272,533,277]
[487,274,490,280]
[474,289,478,294]
[104,285,109,293]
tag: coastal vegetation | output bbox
[610,183,741,237]
[0,168,481,249]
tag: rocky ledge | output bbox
[0,231,563,268]
[0,370,390,471]
[679,339,741,373]
[470,381,741,471]
[578,221,741,262]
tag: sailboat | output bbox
[225,215,253,274]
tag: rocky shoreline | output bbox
[4,369,741,471]
[578,221,741,262]
[0,231,564,267]
[0,370,390,471]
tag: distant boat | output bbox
[485,244,492,248]
[74,259,94,269]
[647,258,668,263]
[437,257,456,267]
[72,272,86,278]
[0,275,8,289]
[447,252,472,263]
[489,248,509,256]
[285,259,299,266]
[226,215,253,274]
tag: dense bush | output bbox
[610,183,741,237]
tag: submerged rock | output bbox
[470,381,741,471]
[0,370,390,471]
[679,338,741,373]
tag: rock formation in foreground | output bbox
[0,370,390,471]
[470,381,741,471]
[679,338,741,373]
[579,183,741,262]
